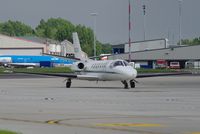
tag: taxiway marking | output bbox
[46,120,59,124]
[96,123,163,127]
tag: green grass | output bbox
[0,130,19,134]
[0,67,73,74]
[0,69,4,74]
[137,68,178,73]
[0,68,12,74]
[12,67,72,73]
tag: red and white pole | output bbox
[128,0,132,62]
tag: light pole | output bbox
[143,4,146,41]
[178,0,182,46]
[91,13,98,58]
[128,0,132,62]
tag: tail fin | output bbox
[72,32,87,60]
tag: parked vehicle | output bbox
[169,62,180,69]
[156,59,167,68]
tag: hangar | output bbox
[112,38,168,54]
[0,34,47,55]
[109,40,200,69]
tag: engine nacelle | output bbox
[77,62,85,69]
[72,62,86,71]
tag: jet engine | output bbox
[77,62,85,69]
[72,62,86,71]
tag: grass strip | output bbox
[0,130,20,134]
[12,67,72,73]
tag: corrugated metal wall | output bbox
[109,45,200,61]
[0,34,47,55]
[0,48,43,55]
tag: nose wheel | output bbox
[121,80,136,89]
[121,80,129,89]
[130,80,135,88]
[66,79,71,88]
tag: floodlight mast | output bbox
[128,0,132,62]
[143,4,146,41]
[91,13,98,59]
[178,0,182,46]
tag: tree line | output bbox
[181,37,200,46]
[0,18,112,56]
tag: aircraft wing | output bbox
[137,72,191,78]
[20,73,78,78]
[19,72,190,80]
[19,72,99,80]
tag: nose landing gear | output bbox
[121,80,129,89]
[121,80,136,89]
[130,80,135,88]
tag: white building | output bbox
[60,40,75,56]
[61,39,88,59]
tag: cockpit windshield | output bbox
[113,61,124,67]
[111,60,130,67]
[123,61,129,66]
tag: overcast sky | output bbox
[0,0,199,44]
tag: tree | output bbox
[1,21,15,36]
[0,20,34,36]
[35,18,75,40]
[180,37,200,46]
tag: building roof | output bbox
[19,36,59,44]
[111,38,168,46]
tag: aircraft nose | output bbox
[123,67,137,79]
[128,68,137,78]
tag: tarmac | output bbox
[0,74,200,134]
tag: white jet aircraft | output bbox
[43,32,138,89]
[24,32,188,88]
[67,32,137,89]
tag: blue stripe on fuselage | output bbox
[0,55,74,64]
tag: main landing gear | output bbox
[66,79,71,88]
[121,80,135,89]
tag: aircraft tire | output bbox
[122,80,129,89]
[130,80,135,88]
[66,82,71,88]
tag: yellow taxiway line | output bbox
[46,120,59,124]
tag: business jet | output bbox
[39,32,137,89]
[20,32,188,88]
